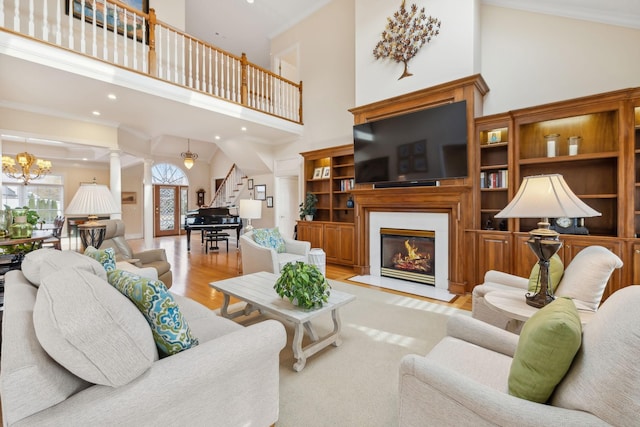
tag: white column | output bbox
[143,159,154,248]
[109,150,122,219]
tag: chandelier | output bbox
[181,139,198,169]
[2,152,52,185]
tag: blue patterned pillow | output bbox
[252,227,286,253]
[107,269,198,356]
[84,246,117,272]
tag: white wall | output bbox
[479,5,640,114]
[151,0,186,30]
[270,0,356,157]
[355,0,480,106]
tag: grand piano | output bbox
[184,207,242,251]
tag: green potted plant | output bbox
[299,191,318,221]
[274,261,331,309]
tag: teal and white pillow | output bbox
[253,227,286,253]
[107,269,199,356]
[84,246,117,272]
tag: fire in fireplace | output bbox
[380,228,435,285]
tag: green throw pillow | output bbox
[528,254,564,293]
[107,269,198,357]
[252,227,286,253]
[508,297,582,403]
[85,246,117,272]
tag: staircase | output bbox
[209,164,247,208]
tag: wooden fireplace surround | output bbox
[349,74,489,295]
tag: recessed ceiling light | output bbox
[247,0,254,3]
[92,111,101,116]
[107,93,117,100]
[215,135,221,140]
[241,127,247,131]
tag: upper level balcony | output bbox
[0,0,304,148]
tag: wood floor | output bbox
[126,234,472,312]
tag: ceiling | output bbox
[1,0,639,170]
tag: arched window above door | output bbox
[152,163,189,185]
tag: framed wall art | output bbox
[313,167,323,179]
[248,179,254,190]
[266,196,273,208]
[255,184,267,201]
[66,0,149,42]
[322,166,331,178]
[121,191,137,204]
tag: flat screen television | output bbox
[353,100,468,186]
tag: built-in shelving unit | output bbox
[298,144,355,265]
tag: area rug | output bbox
[232,280,469,427]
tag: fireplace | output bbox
[380,228,435,285]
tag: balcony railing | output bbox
[0,0,303,124]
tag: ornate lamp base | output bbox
[78,223,107,250]
[525,222,563,308]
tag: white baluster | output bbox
[133,12,138,70]
[55,0,62,45]
[195,42,200,90]
[28,0,34,36]
[214,50,219,96]
[91,0,97,57]
[80,0,86,53]
[142,15,147,73]
[13,0,19,32]
[157,26,163,78]
[68,0,74,48]
[123,9,128,67]
[164,24,170,80]
[208,48,212,94]
[173,32,178,83]
[113,1,118,64]
[0,1,4,29]
[188,41,193,87]
[102,1,108,59]
[42,0,49,41]
[181,34,186,85]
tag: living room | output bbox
[1,0,640,425]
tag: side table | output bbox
[484,290,595,333]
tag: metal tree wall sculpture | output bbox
[373,1,441,80]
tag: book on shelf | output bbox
[480,170,508,189]
[340,178,355,191]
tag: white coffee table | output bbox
[485,290,595,332]
[210,271,356,371]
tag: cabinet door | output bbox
[477,232,512,280]
[297,221,323,249]
[324,224,354,265]
[561,236,623,302]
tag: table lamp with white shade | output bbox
[495,174,601,308]
[65,181,120,249]
[239,199,262,232]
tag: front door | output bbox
[154,185,186,237]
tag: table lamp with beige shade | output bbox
[65,180,120,250]
[495,174,601,308]
[239,199,262,232]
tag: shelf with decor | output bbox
[298,144,355,265]
[476,115,511,231]
[469,89,640,301]
[515,107,621,237]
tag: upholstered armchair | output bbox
[472,245,622,331]
[97,219,173,287]
[399,285,640,426]
[240,229,310,275]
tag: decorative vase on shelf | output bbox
[305,215,314,221]
[0,209,11,238]
[346,196,354,208]
[10,208,33,239]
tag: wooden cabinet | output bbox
[296,221,323,249]
[324,223,354,264]
[299,144,356,266]
[477,231,512,280]
[470,89,640,301]
[301,145,355,223]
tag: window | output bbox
[2,175,64,225]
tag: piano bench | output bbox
[205,233,229,253]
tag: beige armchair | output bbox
[240,230,310,275]
[472,245,622,331]
[97,219,173,287]
[399,285,640,426]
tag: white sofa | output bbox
[240,229,310,275]
[0,249,286,426]
[472,245,622,332]
[399,285,640,426]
